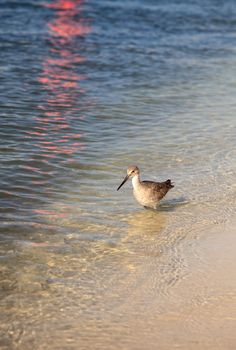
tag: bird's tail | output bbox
[165,179,174,189]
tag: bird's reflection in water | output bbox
[121,210,166,258]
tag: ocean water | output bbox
[0,0,236,349]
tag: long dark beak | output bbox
[117,174,129,191]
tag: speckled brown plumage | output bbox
[117,166,174,209]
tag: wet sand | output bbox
[126,221,236,350]
[0,185,235,350]
[2,215,234,350]
[73,218,236,350]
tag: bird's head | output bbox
[117,165,139,191]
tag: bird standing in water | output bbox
[117,165,174,209]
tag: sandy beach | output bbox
[0,0,236,348]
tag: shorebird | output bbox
[117,165,174,209]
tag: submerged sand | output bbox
[73,219,236,350]
[1,210,235,350]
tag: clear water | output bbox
[0,0,236,349]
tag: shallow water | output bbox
[0,0,236,349]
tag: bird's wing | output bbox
[142,180,173,200]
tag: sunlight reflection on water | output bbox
[0,0,236,348]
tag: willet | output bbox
[117,165,174,209]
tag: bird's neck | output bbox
[131,174,141,190]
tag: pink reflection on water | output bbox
[34,0,91,158]
[34,208,67,217]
